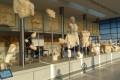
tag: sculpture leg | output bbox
[76,37,81,58]
[76,45,81,59]
[53,53,60,61]
[5,63,7,69]
[68,49,71,58]
[0,63,6,70]
[61,44,64,59]
[85,47,87,57]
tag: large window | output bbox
[100,17,120,41]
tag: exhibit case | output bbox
[0,1,120,80]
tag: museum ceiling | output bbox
[0,0,120,20]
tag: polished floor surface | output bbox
[67,60,120,80]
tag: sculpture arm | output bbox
[13,0,18,13]
[30,3,34,16]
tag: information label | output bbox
[0,69,13,79]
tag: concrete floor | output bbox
[66,60,120,80]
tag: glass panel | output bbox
[111,28,117,33]
[111,23,117,28]
[101,34,111,40]
[111,39,117,43]
[100,20,110,25]
[100,29,110,34]
[117,17,120,22]
[118,33,120,39]
[118,22,120,28]
[92,36,96,40]
[111,34,117,39]
[118,28,120,33]
[100,24,110,29]
[111,18,116,23]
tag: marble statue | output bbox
[53,16,81,60]
[89,43,100,55]
[53,38,64,60]
[46,8,56,19]
[25,32,37,50]
[100,42,113,53]
[111,43,120,52]
[13,0,34,18]
[68,16,81,58]
[1,44,16,70]
[31,32,37,38]
[80,31,91,47]
[29,45,37,50]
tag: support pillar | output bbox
[83,14,87,56]
[83,14,87,30]
[19,18,25,67]
[96,18,100,43]
[59,7,64,59]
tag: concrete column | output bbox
[59,7,64,59]
[96,18,100,43]
[83,14,87,30]
[19,18,25,67]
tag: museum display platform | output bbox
[3,51,120,80]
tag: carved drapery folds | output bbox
[0,5,15,27]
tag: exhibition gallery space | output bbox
[0,0,120,80]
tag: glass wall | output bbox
[100,17,120,42]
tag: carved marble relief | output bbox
[0,36,19,46]
[93,24,98,35]
[0,5,15,27]
[48,16,59,31]
[44,38,59,45]
[65,19,70,32]
[77,21,84,33]
[87,23,93,34]
[29,13,43,29]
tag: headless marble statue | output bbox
[80,31,91,47]
[53,16,81,60]
[13,0,34,18]
[89,43,100,55]
[1,44,16,70]
[68,16,80,58]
